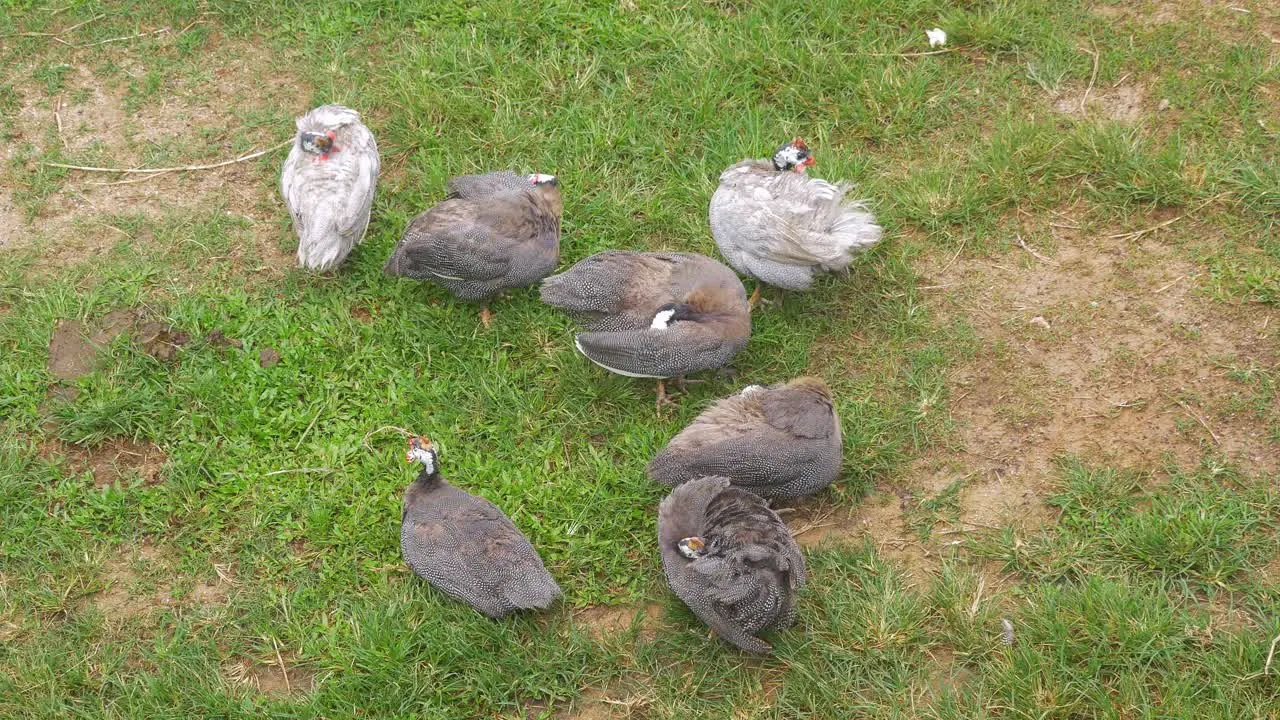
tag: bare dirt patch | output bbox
[1053,80,1149,123]
[574,603,664,642]
[554,685,654,720]
[2,33,308,271]
[224,654,316,697]
[916,213,1279,531]
[787,490,942,586]
[84,543,172,618]
[47,319,98,381]
[45,309,189,387]
[41,436,166,487]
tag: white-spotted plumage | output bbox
[710,144,882,292]
[281,104,380,271]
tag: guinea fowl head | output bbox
[677,536,707,559]
[650,302,698,330]
[405,436,440,477]
[771,138,816,173]
[528,173,558,187]
[298,130,336,157]
[295,104,362,160]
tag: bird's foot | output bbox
[479,307,494,329]
[655,380,679,415]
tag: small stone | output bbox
[1029,316,1051,330]
[1158,99,1170,111]
[258,348,281,368]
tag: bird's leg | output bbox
[673,375,705,392]
[655,380,679,413]
[747,284,762,311]
[479,305,494,329]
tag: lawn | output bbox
[1,0,1278,717]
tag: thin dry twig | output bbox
[1153,274,1198,294]
[47,139,291,175]
[1174,399,1221,445]
[77,26,170,48]
[1110,215,1183,241]
[1015,234,1058,265]
[262,468,333,477]
[88,169,178,186]
[361,425,416,452]
[1265,634,1280,675]
[861,46,962,58]
[270,637,291,694]
[1081,40,1100,113]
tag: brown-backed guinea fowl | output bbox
[280,104,380,271]
[648,377,841,499]
[657,476,806,653]
[709,139,882,308]
[400,437,561,618]
[539,251,751,409]
[384,172,562,328]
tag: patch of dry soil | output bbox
[1053,81,1150,123]
[83,543,171,618]
[787,490,943,585]
[916,215,1278,531]
[2,34,308,270]
[573,603,664,642]
[41,436,167,487]
[224,655,316,697]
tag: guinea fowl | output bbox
[400,437,561,618]
[540,251,751,409]
[280,104,380,271]
[648,376,841,499]
[657,476,806,653]
[384,172,562,328]
[709,139,882,308]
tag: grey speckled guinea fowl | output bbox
[540,251,751,408]
[657,476,806,653]
[384,171,562,327]
[280,104,380,272]
[648,376,841,499]
[709,139,881,308]
[400,437,561,618]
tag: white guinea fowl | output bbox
[280,104,380,272]
[709,139,882,308]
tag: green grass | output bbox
[2,0,1279,717]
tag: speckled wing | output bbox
[339,125,380,247]
[711,165,879,283]
[658,478,804,653]
[647,390,827,496]
[540,251,685,331]
[574,324,735,379]
[401,491,560,617]
[395,202,513,283]
[446,171,527,199]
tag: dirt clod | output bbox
[258,348,281,368]
[137,322,189,362]
[47,320,98,381]
[207,329,244,348]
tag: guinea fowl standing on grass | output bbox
[709,139,882,309]
[648,376,841,499]
[280,104,380,271]
[657,476,806,653]
[540,251,751,409]
[384,172,562,328]
[400,437,561,618]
